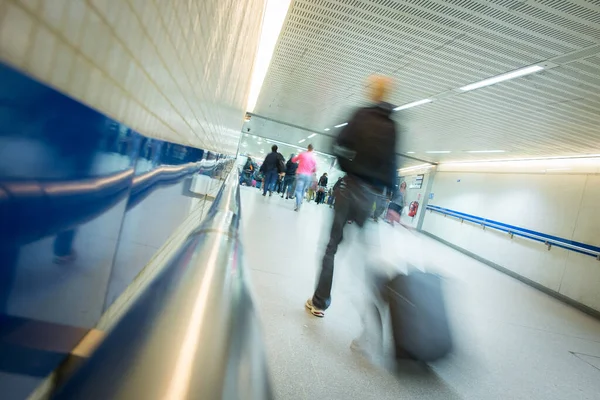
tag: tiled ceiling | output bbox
[254,0,600,164]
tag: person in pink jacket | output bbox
[292,144,317,211]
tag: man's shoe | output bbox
[305,298,325,318]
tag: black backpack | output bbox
[276,153,286,173]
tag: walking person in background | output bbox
[328,177,342,208]
[306,75,398,318]
[316,173,328,204]
[372,187,388,222]
[386,181,406,226]
[292,144,317,211]
[240,156,255,186]
[307,172,318,202]
[281,154,298,199]
[259,145,285,197]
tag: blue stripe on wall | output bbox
[426,205,600,258]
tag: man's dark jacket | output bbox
[333,102,397,191]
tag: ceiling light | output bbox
[443,154,600,165]
[334,123,348,128]
[398,164,435,173]
[459,65,544,92]
[264,138,333,157]
[406,151,415,154]
[466,150,506,153]
[324,128,330,131]
[545,167,571,172]
[298,139,306,143]
[393,99,433,111]
[245,0,292,112]
[308,133,316,138]
[426,151,451,154]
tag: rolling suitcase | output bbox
[385,270,451,362]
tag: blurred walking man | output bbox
[306,76,398,317]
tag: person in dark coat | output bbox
[281,154,298,199]
[316,173,328,204]
[259,145,285,196]
[241,156,255,185]
[306,75,398,317]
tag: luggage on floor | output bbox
[385,270,451,362]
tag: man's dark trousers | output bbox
[312,175,379,310]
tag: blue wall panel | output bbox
[0,63,229,398]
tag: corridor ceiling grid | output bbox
[254,0,600,163]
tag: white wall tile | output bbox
[559,251,600,311]
[572,175,600,245]
[49,41,74,89]
[17,0,39,12]
[27,24,56,81]
[0,3,35,67]
[61,0,87,47]
[41,0,67,31]
[68,53,90,100]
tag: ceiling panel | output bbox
[254,0,600,163]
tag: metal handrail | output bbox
[427,205,600,260]
[51,169,273,399]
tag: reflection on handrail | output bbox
[427,205,600,259]
[0,169,133,245]
[126,162,202,210]
[51,169,273,399]
[0,159,230,246]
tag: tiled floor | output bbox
[240,186,600,400]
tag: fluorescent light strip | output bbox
[466,150,506,153]
[398,164,435,173]
[426,150,451,154]
[406,151,415,154]
[324,128,330,131]
[308,133,316,138]
[245,0,292,112]
[443,153,600,165]
[298,139,306,143]
[334,122,348,128]
[459,65,544,92]
[393,98,433,111]
[264,138,332,157]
